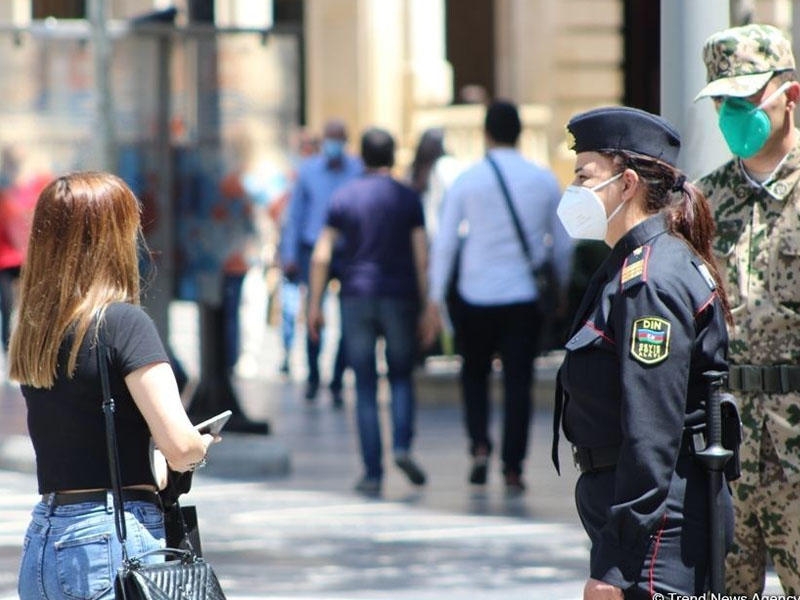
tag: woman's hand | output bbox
[126,361,208,473]
[583,578,623,600]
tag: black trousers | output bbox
[456,297,542,474]
[575,455,734,598]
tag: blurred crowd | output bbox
[0,99,581,497]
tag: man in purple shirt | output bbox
[281,119,363,404]
[308,128,431,495]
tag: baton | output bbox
[694,374,733,593]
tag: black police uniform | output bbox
[553,213,733,598]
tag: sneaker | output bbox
[469,455,488,485]
[279,358,290,375]
[504,470,526,495]
[354,476,382,496]
[395,454,427,486]
[331,390,344,409]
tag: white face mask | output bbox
[557,172,624,240]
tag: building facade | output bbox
[0,0,793,182]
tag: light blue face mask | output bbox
[322,138,345,160]
[718,81,792,159]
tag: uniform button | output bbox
[774,182,787,196]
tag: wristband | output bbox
[188,456,207,471]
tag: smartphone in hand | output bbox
[193,410,232,436]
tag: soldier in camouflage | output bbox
[695,23,800,595]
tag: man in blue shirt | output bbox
[308,128,430,495]
[281,119,363,404]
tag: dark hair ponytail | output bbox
[604,150,732,324]
[669,178,732,323]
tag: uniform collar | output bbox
[588,214,667,286]
[565,214,667,336]
[609,214,667,265]
[736,132,800,200]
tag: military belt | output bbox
[727,364,800,394]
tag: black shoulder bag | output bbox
[98,340,226,600]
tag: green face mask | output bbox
[717,81,792,159]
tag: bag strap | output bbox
[97,336,131,561]
[485,154,536,275]
[99,331,200,563]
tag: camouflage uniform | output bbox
[696,24,800,596]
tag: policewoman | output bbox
[551,106,734,599]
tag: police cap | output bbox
[565,106,681,167]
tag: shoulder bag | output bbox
[485,153,554,301]
[97,340,226,600]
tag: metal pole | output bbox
[660,0,730,179]
[146,34,173,343]
[186,0,268,434]
[88,0,117,172]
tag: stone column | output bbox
[357,0,405,133]
[305,0,361,140]
[495,0,556,107]
[3,0,27,23]
[403,0,453,151]
[305,0,421,148]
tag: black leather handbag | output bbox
[97,341,227,600]
[115,548,225,599]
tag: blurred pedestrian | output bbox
[216,133,264,376]
[695,23,800,595]
[308,128,429,495]
[407,127,463,238]
[424,100,572,493]
[0,145,49,355]
[281,119,363,405]
[10,172,217,600]
[270,128,321,376]
[407,128,464,356]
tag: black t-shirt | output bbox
[24,302,169,493]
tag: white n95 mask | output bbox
[557,173,624,240]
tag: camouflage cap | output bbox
[694,23,795,100]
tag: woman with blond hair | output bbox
[10,172,217,600]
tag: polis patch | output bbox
[630,317,671,365]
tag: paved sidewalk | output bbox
[0,285,785,597]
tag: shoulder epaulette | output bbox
[692,259,716,290]
[620,244,650,292]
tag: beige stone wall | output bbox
[548,0,623,185]
[18,0,798,186]
[304,0,362,153]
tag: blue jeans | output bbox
[299,243,347,389]
[341,296,418,480]
[280,276,301,356]
[18,497,165,600]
